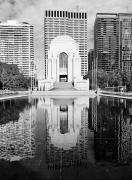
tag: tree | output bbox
[84,68,132,91]
[84,69,108,89]
[97,69,108,88]
[0,62,31,90]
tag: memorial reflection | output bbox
[37,97,95,169]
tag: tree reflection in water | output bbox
[0,98,35,161]
[0,98,29,124]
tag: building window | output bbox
[85,13,87,19]
[51,11,53,17]
[71,12,73,18]
[77,13,78,18]
[57,11,59,17]
[48,11,50,17]
[82,13,84,19]
[74,13,76,18]
[68,12,70,18]
[45,11,47,17]
[54,11,56,17]
[66,11,67,17]
[79,13,81,19]
[63,11,65,17]
[60,11,62,17]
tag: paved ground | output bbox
[32,90,96,97]
[99,90,132,99]
[0,94,28,101]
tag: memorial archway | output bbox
[59,52,68,82]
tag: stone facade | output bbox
[38,35,89,91]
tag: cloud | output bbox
[0,0,131,77]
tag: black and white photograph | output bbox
[0,0,132,179]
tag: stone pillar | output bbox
[56,55,59,82]
[48,58,51,80]
[51,55,53,79]
[68,54,72,82]
[57,106,60,131]
[56,57,57,82]
[52,56,56,82]
[72,54,75,81]
[68,105,73,132]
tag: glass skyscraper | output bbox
[94,13,119,73]
[94,13,132,76]
[119,13,132,75]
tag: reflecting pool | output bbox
[0,96,132,180]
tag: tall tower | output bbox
[88,49,97,90]
[0,20,34,77]
[44,10,88,78]
[119,13,132,77]
[94,13,119,73]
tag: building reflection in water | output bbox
[0,99,36,161]
[37,97,96,169]
[0,96,132,168]
[96,97,132,165]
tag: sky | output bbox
[0,0,131,77]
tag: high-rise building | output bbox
[44,10,88,78]
[88,49,94,72]
[94,13,119,73]
[119,13,132,75]
[85,49,97,90]
[0,20,34,77]
[94,13,132,77]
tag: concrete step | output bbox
[53,82,73,89]
[51,82,76,91]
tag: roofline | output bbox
[96,13,118,17]
[0,20,32,26]
[118,13,132,16]
[44,10,87,14]
[96,13,132,18]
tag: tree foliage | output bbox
[0,62,31,90]
[84,68,132,91]
[97,69,108,88]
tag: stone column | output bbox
[68,54,72,82]
[56,55,59,82]
[72,53,75,81]
[48,58,51,80]
[68,105,73,132]
[56,57,57,81]
[51,55,53,79]
[57,106,60,131]
[67,53,70,82]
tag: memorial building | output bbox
[38,10,89,91]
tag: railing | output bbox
[99,90,132,97]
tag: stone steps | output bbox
[51,82,75,91]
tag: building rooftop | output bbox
[0,20,31,26]
[96,13,118,18]
[96,13,132,18]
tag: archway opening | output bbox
[59,52,68,82]
[60,105,68,134]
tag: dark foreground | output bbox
[1,160,132,180]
